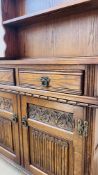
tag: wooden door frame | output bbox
[21,95,86,175]
[0,92,20,163]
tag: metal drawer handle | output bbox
[40,77,50,87]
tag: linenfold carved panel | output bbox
[28,104,74,131]
[30,128,68,175]
[0,97,13,112]
[0,117,13,152]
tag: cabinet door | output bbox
[0,92,20,163]
[22,96,86,175]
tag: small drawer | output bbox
[0,68,15,85]
[19,69,84,95]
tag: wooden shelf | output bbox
[3,0,96,27]
[0,57,98,65]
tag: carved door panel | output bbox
[22,96,86,175]
[0,92,20,163]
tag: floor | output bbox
[0,156,29,175]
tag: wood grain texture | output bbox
[0,0,98,175]
[92,109,98,175]
[16,9,98,58]
[19,69,84,95]
[1,0,17,21]
[3,0,98,27]
[0,68,15,86]
[0,58,98,65]
[95,65,98,96]
[2,0,95,21]
[4,27,19,58]
[0,92,20,164]
[2,0,93,27]
[1,0,18,58]
[22,96,85,175]
[0,84,97,105]
[30,128,68,175]
[84,65,95,97]
[83,64,97,175]
[2,1,98,58]
[0,117,13,152]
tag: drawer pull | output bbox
[40,77,50,87]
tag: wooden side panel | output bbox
[84,65,95,97]
[4,27,19,58]
[1,1,19,58]
[1,0,17,20]
[95,65,98,96]
[92,109,98,175]
[92,66,98,175]
[19,70,84,95]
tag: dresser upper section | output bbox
[0,0,98,59]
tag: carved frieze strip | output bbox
[0,87,98,108]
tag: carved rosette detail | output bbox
[0,97,13,112]
[28,104,75,131]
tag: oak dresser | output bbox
[0,0,98,175]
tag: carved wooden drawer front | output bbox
[19,69,84,95]
[0,68,15,85]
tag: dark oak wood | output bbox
[0,84,97,106]
[22,96,85,175]
[19,69,84,95]
[0,57,98,65]
[0,0,98,175]
[0,68,15,85]
[2,1,98,58]
[0,92,20,163]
